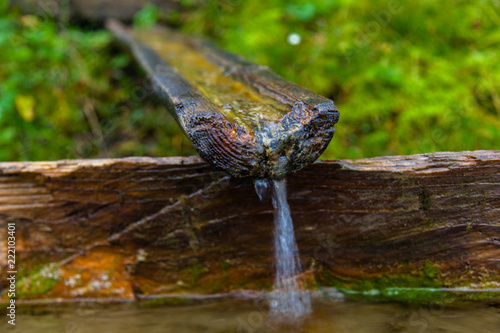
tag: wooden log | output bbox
[106,20,340,179]
[0,151,499,303]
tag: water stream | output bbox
[255,178,312,320]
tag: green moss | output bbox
[318,265,500,303]
[423,261,438,279]
[0,9,195,161]
[210,282,222,293]
[337,287,452,303]
[2,1,500,161]
[319,266,445,303]
[335,286,500,303]
[139,296,191,307]
[221,261,230,272]
[180,263,206,287]
[16,265,60,297]
[210,264,230,293]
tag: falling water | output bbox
[254,178,312,320]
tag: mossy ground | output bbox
[2,1,499,161]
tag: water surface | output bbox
[4,299,499,333]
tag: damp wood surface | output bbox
[0,150,499,302]
[107,20,339,179]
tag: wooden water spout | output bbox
[106,21,338,317]
[106,19,339,179]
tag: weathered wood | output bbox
[0,151,499,302]
[107,20,339,179]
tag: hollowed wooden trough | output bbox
[106,19,339,179]
[0,151,499,303]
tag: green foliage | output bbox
[183,0,500,159]
[0,8,194,161]
[0,11,118,160]
[1,1,498,162]
[133,3,161,28]
[0,0,8,12]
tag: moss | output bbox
[318,266,500,303]
[337,287,500,303]
[210,274,229,294]
[16,265,60,297]
[318,266,443,303]
[221,261,230,272]
[180,263,206,287]
[210,282,223,293]
[337,287,453,303]
[139,296,191,307]
[423,261,438,279]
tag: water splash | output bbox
[254,178,312,320]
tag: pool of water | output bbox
[3,297,499,333]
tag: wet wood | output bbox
[0,151,499,301]
[107,20,340,179]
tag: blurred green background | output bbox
[0,0,499,162]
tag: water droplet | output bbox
[254,179,269,201]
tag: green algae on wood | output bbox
[15,265,61,298]
[106,19,339,178]
[316,261,500,303]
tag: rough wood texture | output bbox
[107,20,339,178]
[0,151,499,302]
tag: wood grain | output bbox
[0,151,499,301]
[107,20,339,178]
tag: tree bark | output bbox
[0,151,499,302]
